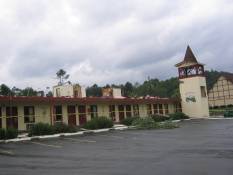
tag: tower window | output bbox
[200,86,207,97]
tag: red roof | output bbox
[0,96,180,105]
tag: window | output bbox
[164,104,169,114]
[90,105,98,118]
[133,105,139,117]
[147,104,152,115]
[126,105,132,117]
[54,105,62,122]
[56,88,61,97]
[153,104,158,114]
[159,104,163,114]
[201,86,207,97]
[24,106,35,123]
[175,103,182,112]
[109,105,116,121]
[6,106,18,129]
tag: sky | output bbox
[0,0,233,90]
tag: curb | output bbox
[0,126,129,144]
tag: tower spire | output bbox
[184,45,198,63]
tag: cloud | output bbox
[0,0,232,90]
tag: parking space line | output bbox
[31,141,62,148]
[64,138,96,143]
[0,149,14,156]
[97,134,124,139]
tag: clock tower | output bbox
[175,46,209,118]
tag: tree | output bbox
[56,69,70,85]
[21,87,37,96]
[123,82,133,97]
[0,84,11,96]
[86,84,102,97]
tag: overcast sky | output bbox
[0,0,232,90]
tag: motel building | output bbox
[0,46,209,131]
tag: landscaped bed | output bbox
[0,113,188,142]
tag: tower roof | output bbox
[184,45,198,63]
[175,45,203,67]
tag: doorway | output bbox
[67,105,76,126]
[78,105,86,125]
[6,106,18,129]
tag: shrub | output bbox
[0,128,6,140]
[151,115,170,122]
[169,112,189,120]
[158,121,179,129]
[29,123,55,136]
[121,117,140,126]
[132,117,158,129]
[53,123,78,133]
[5,128,18,139]
[0,128,18,140]
[83,117,113,130]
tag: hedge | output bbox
[169,112,189,120]
[83,117,113,130]
[0,128,18,140]
[29,122,79,136]
[120,117,140,126]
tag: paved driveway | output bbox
[1,119,233,175]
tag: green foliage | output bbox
[53,123,78,133]
[56,69,70,85]
[158,121,179,129]
[0,128,6,139]
[0,84,12,96]
[21,87,38,96]
[5,128,18,139]
[0,128,18,140]
[86,84,102,97]
[120,117,140,126]
[29,122,80,136]
[83,117,113,130]
[169,112,189,120]
[29,123,55,136]
[205,70,222,91]
[132,117,158,129]
[151,115,170,122]
[132,117,178,129]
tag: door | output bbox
[118,105,125,121]
[78,105,86,125]
[6,106,18,129]
[67,105,76,126]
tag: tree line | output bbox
[0,70,228,97]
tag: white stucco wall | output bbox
[180,76,209,118]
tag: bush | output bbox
[53,123,78,133]
[29,123,55,136]
[0,128,18,140]
[121,117,140,126]
[151,115,170,122]
[0,128,6,140]
[132,117,158,129]
[5,128,18,139]
[83,117,113,130]
[158,121,179,129]
[169,112,189,120]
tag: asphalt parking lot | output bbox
[1,119,233,175]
